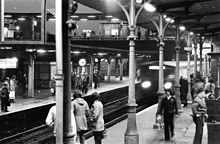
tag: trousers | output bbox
[193,116,204,144]
[164,113,174,140]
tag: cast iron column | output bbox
[107,58,112,83]
[199,35,204,76]
[174,24,181,110]
[186,33,192,101]
[0,0,4,41]
[158,15,164,95]
[55,0,64,143]
[153,14,165,129]
[28,53,35,98]
[41,0,46,43]
[125,0,138,143]
[119,58,123,81]
[89,56,94,88]
[63,0,75,143]
[193,37,198,79]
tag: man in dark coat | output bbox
[1,83,10,112]
[180,76,188,107]
[158,89,178,141]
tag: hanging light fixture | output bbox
[144,2,156,12]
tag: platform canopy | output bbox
[74,0,220,42]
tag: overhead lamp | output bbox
[4,15,12,18]
[37,49,46,53]
[190,32,194,35]
[88,15,96,18]
[49,18,56,21]
[179,26,186,31]
[72,51,81,54]
[136,0,143,4]
[71,15,79,18]
[18,17,26,21]
[15,26,20,31]
[165,17,171,22]
[144,2,156,12]
[80,18,88,21]
[36,15,42,18]
[170,19,175,23]
[111,18,120,22]
[94,58,99,62]
[105,15,113,18]
[117,53,121,57]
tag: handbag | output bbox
[101,127,107,139]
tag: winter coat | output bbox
[72,98,90,131]
[45,105,77,136]
[191,92,207,116]
[90,100,104,132]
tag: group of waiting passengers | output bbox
[46,91,105,144]
[157,72,217,143]
[71,71,103,93]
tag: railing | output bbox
[3,34,175,42]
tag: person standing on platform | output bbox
[49,78,56,96]
[180,76,188,107]
[137,68,141,82]
[9,75,17,103]
[90,92,105,144]
[2,77,10,89]
[191,79,208,144]
[93,71,98,89]
[81,73,88,94]
[145,29,149,40]
[72,91,90,144]
[45,105,77,143]
[158,89,178,141]
[0,83,10,112]
[205,78,215,96]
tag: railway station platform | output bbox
[86,104,208,144]
[0,76,132,115]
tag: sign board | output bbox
[184,47,192,51]
[79,58,86,66]
[0,58,18,69]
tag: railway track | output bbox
[1,92,154,144]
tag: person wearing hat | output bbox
[90,92,105,144]
[158,89,178,141]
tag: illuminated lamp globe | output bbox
[144,3,156,12]
[141,81,151,88]
[164,82,172,89]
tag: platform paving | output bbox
[86,104,208,144]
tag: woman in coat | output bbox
[90,92,105,144]
[72,91,90,144]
